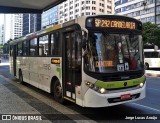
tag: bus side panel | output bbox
[49,57,62,93]
[29,57,38,88]
[22,57,30,83]
[16,57,30,82]
[16,57,20,78]
[37,57,51,93]
[9,56,14,75]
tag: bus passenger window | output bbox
[17,42,22,56]
[51,33,60,56]
[30,38,37,56]
[23,41,29,56]
[39,35,49,56]
[10,46,14,56]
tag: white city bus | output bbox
[9,15,146,107]
[144,49,160,69]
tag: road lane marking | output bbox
[132,103,160,113]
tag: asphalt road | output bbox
[0,65,160,123]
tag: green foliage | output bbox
[0,44,3,48]
[142,22,160,47]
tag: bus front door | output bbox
[64,31,81,101]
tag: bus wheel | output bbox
[145,63,149,70]
[19,70,23,84]
[54,80,64,103]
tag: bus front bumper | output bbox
[83,82,146,107]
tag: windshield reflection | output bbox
[83,32,144,73]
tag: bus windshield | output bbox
[84,32,144,73]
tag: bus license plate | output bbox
[121,94,131,100]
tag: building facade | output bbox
[0,24,4,45]
[58,0,114,24]
[2,14,23,42]
[155,0,160,24]
[41,0,114,28]
[23,14,41,36]
[115,0,160,24]
[10,14,23,39]
[41,7,58,28]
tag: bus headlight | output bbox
[99,88,106,94]
[85,80,107,94]
[139,83,144,88]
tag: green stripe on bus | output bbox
[95,76,145,89]
[56,68,62,79]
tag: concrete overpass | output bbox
[0,0,66,13]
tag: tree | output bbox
[142,22,160,47]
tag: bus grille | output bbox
[100,71,143,82]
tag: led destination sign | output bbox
[95,18,137,30]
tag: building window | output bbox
[86,12,90,15]
[70,1,73,4]
[122,0,128,4]
[75,3,79,7]
[70,11,73,15]
[70,16,73,20]
[86,6,90,10]
[17,42,22,56]
[75,15,79,18]
[64,4,68,7]
[75,9,79,12]
[107,5,111,9]
[92,1,96,4]
[92,7,96,10]
[86,1,90,4]
[70,6,73,9]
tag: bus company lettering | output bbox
[95,19,136,29]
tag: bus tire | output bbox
[19,70,24,84]
[53,80,64,103]
[145,63,149,70]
